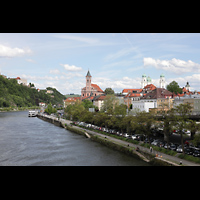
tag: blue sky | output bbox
[1,33,200,94]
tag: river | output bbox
[0,111,150,166]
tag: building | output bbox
[131,101,155,113]
[185,82,191,91]
[140,88,173,112]
[93,94,107,111]
[124,92,141,108]
[173,93,200,115]
[63,97,81,108]
[143,84,157,94]
[0,73,7,79]
[122,89,143,95]
[141,74,166,89]
[81,70,104,99]
[9,77,27,86]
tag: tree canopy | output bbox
[166,81,182,95]
[0,76,65,107]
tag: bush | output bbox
[178,154,200,164]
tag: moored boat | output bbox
[28,110,38,117]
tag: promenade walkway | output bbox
[38,114,200,166]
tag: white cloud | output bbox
[143,57,200,74]
[50,69,60,74]
[93,76,141,93]
[0,44,32,57]
[60,64,82,71]
[53,34,99,45]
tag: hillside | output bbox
[0,75,65,107]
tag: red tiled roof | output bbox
[98,95,107,100]
[142,88,173,99]
[122,89,143,93]
[82,96,94,101]
[125,93,141,98]
[143,84,156,90]
[91,84,103,92]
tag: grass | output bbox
[178,154,200,164]
[140,143,177,156]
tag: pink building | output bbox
[81,70,104,99]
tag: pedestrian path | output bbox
[38,114,200,166]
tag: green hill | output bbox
[0,75,65,108]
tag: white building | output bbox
[131,101,155,113]
[141,74,165,89]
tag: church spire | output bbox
[86,70,92,77]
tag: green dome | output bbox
[142,74,147,78]
[147,76,151,82]
[160,74,165,78]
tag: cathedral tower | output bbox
[141,74,147,88]
[159,74,165,88]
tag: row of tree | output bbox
[64,95,200,155]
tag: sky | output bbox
[1,33,200,95]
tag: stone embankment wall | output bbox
[37,114,64,128]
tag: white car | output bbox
[124,133,131,138]
[176,145,183,153]
[132,134,137,140]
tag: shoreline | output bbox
[37,113,183,166]
[0,106,39,113]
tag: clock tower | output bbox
[86,70,92,96]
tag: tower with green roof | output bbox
[159,74,165,88]
[141,74,147,88]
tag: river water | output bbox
[0,111,150,166]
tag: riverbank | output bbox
[0,106,39,112]
[37,113,196,166]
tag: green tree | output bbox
[114,104,127,116]
[166,81,182,95]
[104,88,114,95]
[82,99,96,110]
[45,103,57,115]
[174,103,192,155]
[132,111,155,145]
[101,95,118,115]
[186,120,200,140]
[192,134,200,147]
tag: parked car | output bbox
[193,150,200,157]
[124,133,131,139]
[176,145,183,153]
[151,139,160,146]
[132,134,137,140]
[170,144,177,151]
[185,147,195,155]
[164,143,171,149]
[144,137,153,143]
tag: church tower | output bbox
[159,74,165,88]
[141,74,147,88]
[185,82,191,91]
[86,70,92,96]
